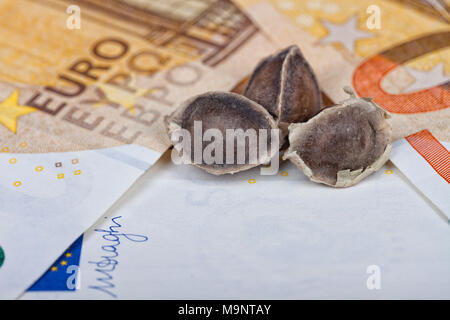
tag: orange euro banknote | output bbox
[0,0,280,299]
[0,0,279,154]
[235,0,450,142]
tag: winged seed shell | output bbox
[167,91,279,175]
[244,45,322,140]
[283,87,392,187]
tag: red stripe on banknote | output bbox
[405,130,450,183]
[353,55,449,114]
[352,31,450,114]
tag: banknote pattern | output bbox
[3,0,450,299]
[28,235,83,292]
[0,0,278,299]
[22,151,450,299]
[405,129,450,183]
[0,0,267,154]
[236,0,450,142]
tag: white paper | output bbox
[0,145,160,299]
[390,139,449,220]
[22,152,450,299]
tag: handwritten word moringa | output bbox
[88,216,148,298]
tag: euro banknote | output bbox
[234,0,450,142]
[0,0,279,299]
[21,150,450,299]
[3,0,450,299]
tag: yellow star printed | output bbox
[94,79,159,114]
[0,90,36,133]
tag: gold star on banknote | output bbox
[0,90,36,133]
[94,83,152,113]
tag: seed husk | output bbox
[283,87,392,187]
[167,91,279,175]
[243,45,322,139]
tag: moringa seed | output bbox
[283,87,392,187]
[167,91,279,175]
[244,45,322,140]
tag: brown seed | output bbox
[283,87,392,187]
[167,91,279,175]
[243,45,322,139]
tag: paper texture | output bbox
[22,152,450,299]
